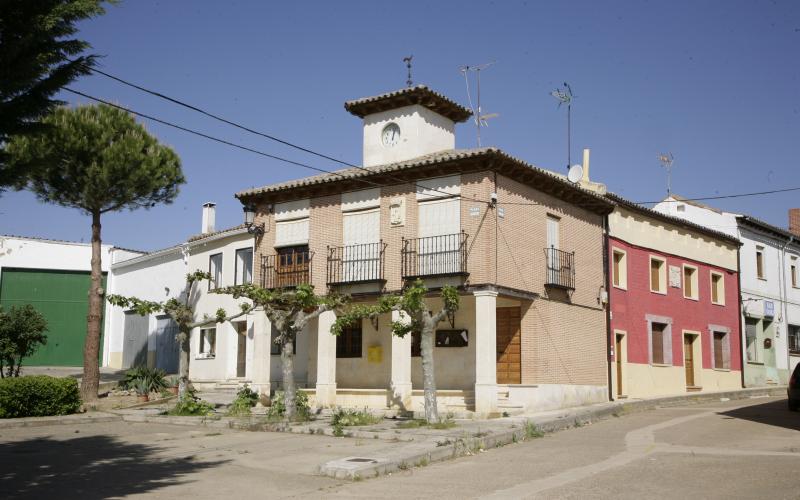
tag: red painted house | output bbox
[606,195,742,398]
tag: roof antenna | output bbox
[459,61,498,147]
[403,55,413,87]
[658,152,675,195]
[550,82,575,172]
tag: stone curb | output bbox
[115,385,787,480]
[317,386,788,480]
[0,412,122,429]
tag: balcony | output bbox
[545,247,575,290]
[327,241,387,285]
[260,249,313,289]
[402,232,469,280]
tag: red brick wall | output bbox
[789,208,800,237]
[609,236,742,371]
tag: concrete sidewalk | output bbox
[113,385,787,479]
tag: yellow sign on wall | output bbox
[367,345,383,363]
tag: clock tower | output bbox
[344,85,473,167]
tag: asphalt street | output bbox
[1,396,797,499]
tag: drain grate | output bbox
[346,458,378,463]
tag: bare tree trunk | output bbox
[177,327,190,398]
[281,334,296,420]
[81,210,103,403]
[420,322,439,423]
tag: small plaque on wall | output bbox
[669,265,681,288]
[435,330,468,347]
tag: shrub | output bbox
[267,390,310,421]
[0,376,81,418]
[0,305,48,377]
[332,407,382,427]
[227,385,259,416]
[119,366,167,393]
[168,393,215,416]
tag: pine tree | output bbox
[0,0,109,190]
[5,103,185,402]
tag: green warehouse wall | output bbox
[0,268,106,366]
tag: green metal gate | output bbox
[0,268,106,366]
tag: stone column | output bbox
[315,310,337,407]
[250,312,271,395]
[389,310,412,410]
[474,290,498,415]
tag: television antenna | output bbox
[403,55,414,87]
[658,152,675,195]
[459,61,498,147]
[550,82,574,171]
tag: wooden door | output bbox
[684,335,695,387]
[616,334,623,396]
[236,322,247,378]
[496,307,521,384]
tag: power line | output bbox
[636,186,800,205]
[63,88,489,205]
[76,65,464,201]
[81,64,354,168]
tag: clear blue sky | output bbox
[1,0,798,251]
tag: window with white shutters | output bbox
[342,209,380,281]
[417,197,461,275]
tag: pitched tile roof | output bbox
[236,147,614,215]
[344,85,473,123]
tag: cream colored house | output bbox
[237,86,615,415]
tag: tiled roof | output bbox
[737,215,800,242]
[606,193,741,246]
[186,224,249,243]
[235,147,614,214]
[344,85,473,123]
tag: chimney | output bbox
[790,208,800,237]
[201,202,216,234]
[581,148,591,183]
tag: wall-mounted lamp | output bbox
[243,204,265,236]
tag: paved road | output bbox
[1,396,798,499]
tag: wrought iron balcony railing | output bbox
[401,232,468,280]
[327,241,387,285]
[545,247,575,290]
[260,250,313,289]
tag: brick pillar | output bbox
[474,290,498,415]
[789,209,800,237]
[389,310,412,410]
[251,312,271,395]
[315,310,337,407]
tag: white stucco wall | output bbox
[362,104,455,167]
[0,235,117,273]
[654,197,800,381]
[187,230,256,383]
[104,247,186,368]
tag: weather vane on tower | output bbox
[403,55,413,87]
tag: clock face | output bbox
[381,123,400,147]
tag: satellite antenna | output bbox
[403,55,414,87]
[459,61,498,147]
[658,152,675,195]
[567,164,584,184]
[550,82,575,171]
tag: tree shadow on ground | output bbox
[719,398,800,432]
[0,434,227,499]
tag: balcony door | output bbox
[275,246,310,287]
[343,208,380,282]
[418,198,461,275]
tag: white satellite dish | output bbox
[567,164,583,184]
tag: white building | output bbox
[654,196,800,384]
[0,234,142,366]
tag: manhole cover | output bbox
[346,458,377,463]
